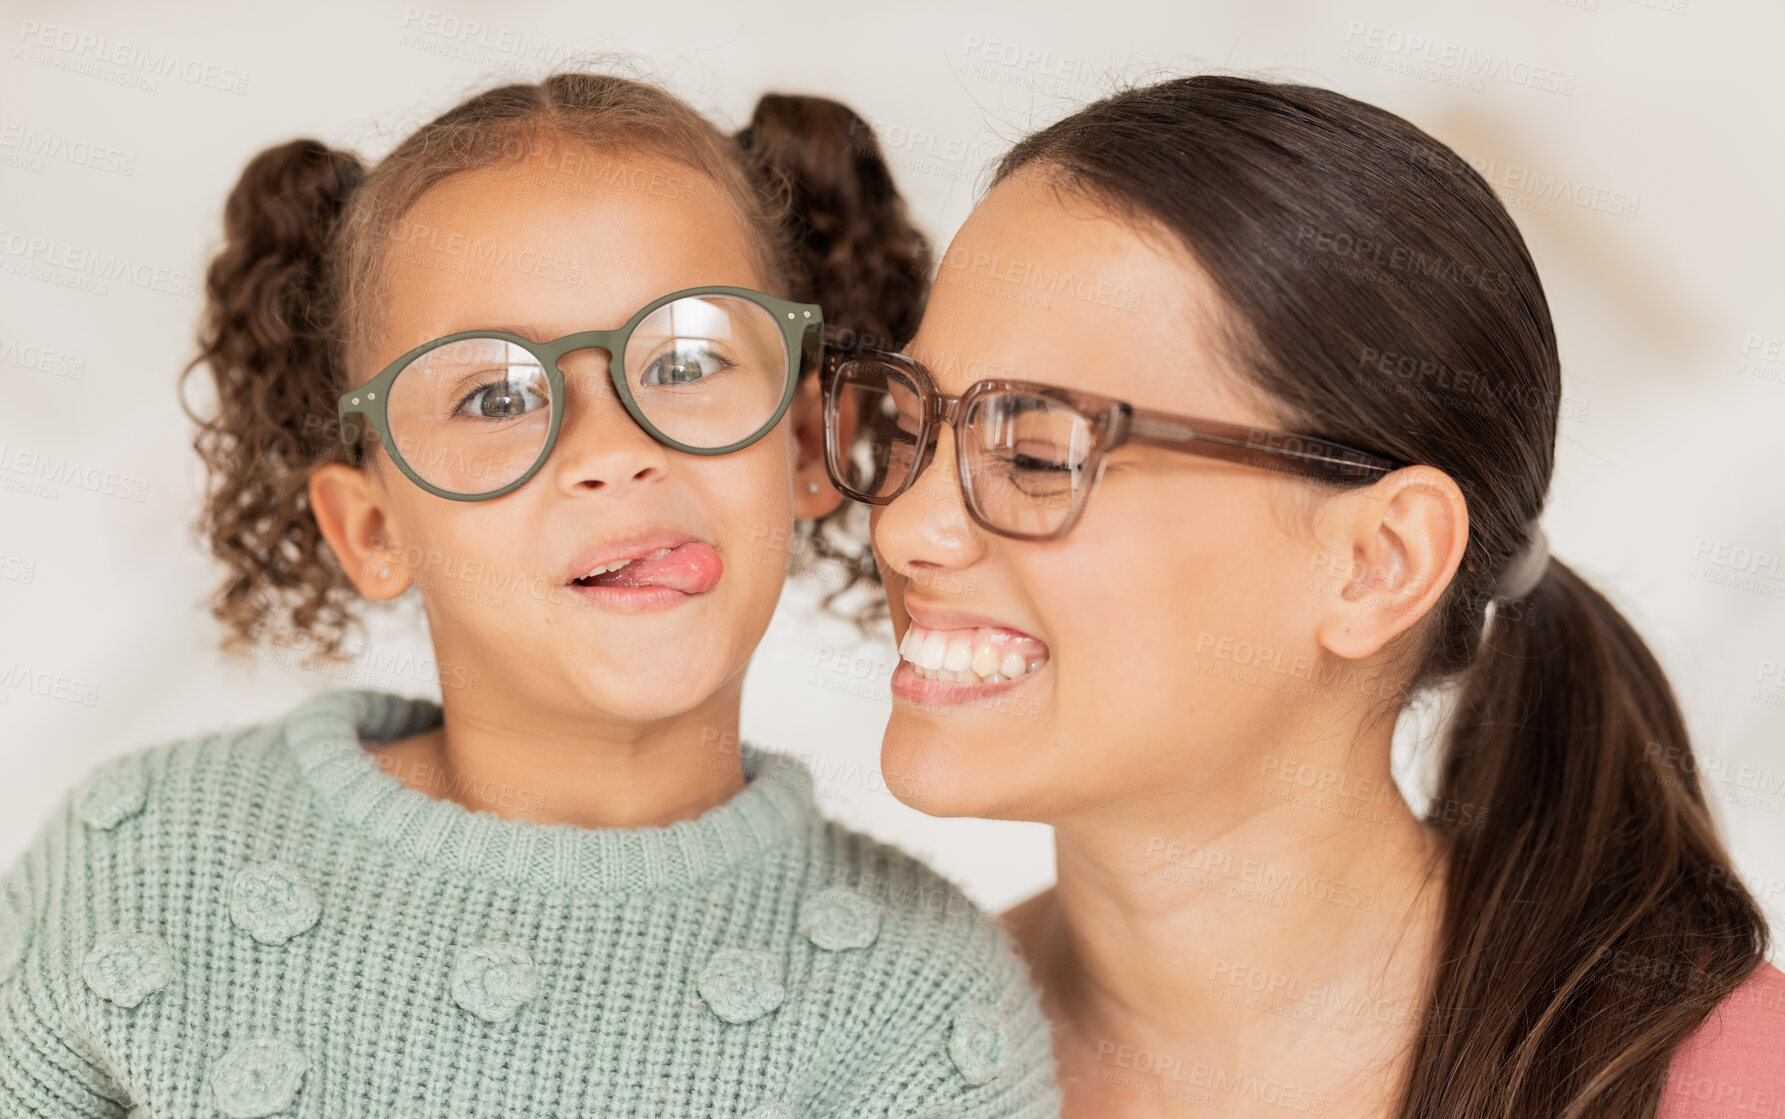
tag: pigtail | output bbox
[735,94,936,629]
[177,138,367,662]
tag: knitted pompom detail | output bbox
[0,885,30,983]
[229,862,320,945]
[81,931,176,1008]
[449,942,540,1023]
[209,1036,307,1117]
[947,1003,1009,1086]
[798,886,881,951]
[74,761,148,830]
[698,947,785,1024]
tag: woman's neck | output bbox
[368,682,750,830]
[1007,756,1448,1118]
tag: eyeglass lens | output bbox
[385,294,790,495]
[827,357,1098,537]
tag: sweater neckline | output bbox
[280,687,815,894]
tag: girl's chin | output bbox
[562,663,730,723]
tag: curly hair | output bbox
[734,93,935,634]
[179,72,931,663]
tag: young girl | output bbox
[823,76,1784,1117]
[0,73,1058,1118]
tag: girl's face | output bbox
[870,172,1420,827]
[317,147,835,729]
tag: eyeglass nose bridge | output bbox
[901,381,973,498]
[543,329,622,356]
[905,379,1020,519]
[904,377,1124,541]
[535,330,624,394]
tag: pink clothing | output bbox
[1659,961,1785,1117]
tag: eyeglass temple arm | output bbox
[1123,408,1403,482]
[334,400,370,468]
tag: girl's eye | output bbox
[456,375,548,420]
[640,342,737,386]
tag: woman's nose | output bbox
[871,422,988,580]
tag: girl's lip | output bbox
[562,527,710,585]
[562,583,699,614]
[889,658,1044,708]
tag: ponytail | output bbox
[734,93,936,626]
[1407,558,1768,1117]
[177,138,365,662]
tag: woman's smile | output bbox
[891,598,1050,705]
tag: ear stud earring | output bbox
[806,482,820,494]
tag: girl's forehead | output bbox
[371,153,763,348]
[401,149,743,260]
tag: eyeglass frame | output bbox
[821,346,1409,542]
[336,284,824,502]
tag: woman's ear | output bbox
[308,460,412,600]
[1312,465,1469,660]
[790,371,844,519]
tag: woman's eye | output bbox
[457,376,547,419]
[641,342,736,386]
[1010,444,1075,473]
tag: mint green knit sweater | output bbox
[0,687,1060,1118]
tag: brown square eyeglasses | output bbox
[821,345,1408,542]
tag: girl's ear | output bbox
[309,461,412,599]
[790,372,844,519]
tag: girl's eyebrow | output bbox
[478,323,559,342]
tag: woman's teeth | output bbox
[898,621,1048,685]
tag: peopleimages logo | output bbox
[14,21,250,94]
[1341,22,1577,95]
[397,7,572,68]
[0,122,136,175]
[940,246,1143,312]
[0,228,200,299]
[0,442,148,503]
[0,665,99,707]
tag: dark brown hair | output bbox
[735,93,934,628]
[178,72,927,661]
[993,75,1768,1118]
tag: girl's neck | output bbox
[367,684,749,830]
[1008,758,1447,1118]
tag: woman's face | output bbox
[870,171,1375,827]
[328,147,832,728]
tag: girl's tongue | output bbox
[580,542,723,594]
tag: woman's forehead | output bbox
[913,176,1238,416]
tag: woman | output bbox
[822,75,1783,1117]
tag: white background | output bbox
[2,0,1781,956]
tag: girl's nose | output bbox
[549,349,673,494]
